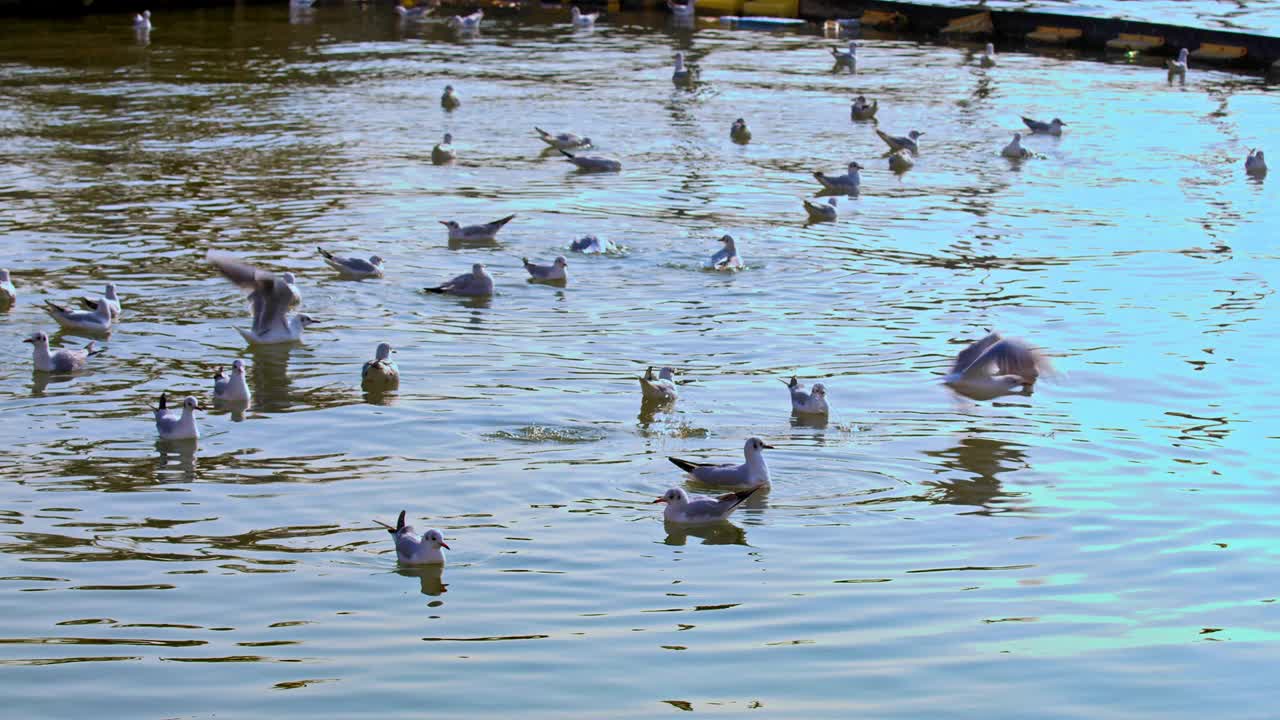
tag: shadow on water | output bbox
[663,520,748,547]
[918,436,1031,515]
[396,565,448,597]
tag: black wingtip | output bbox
[559,149,574,159]
[395,510,406,532]
[317,246,332,259]
[736,487,759,503]
[668,456,698,473]
[424,287,446,294]
[158,392,167,410]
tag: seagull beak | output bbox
[438,221,450,227]
[653,497,667,504]
[22,337,35,344]
[440,541,451,550]
[762,444,776,449]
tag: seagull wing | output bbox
[951,332,1003,375]
[207,251,291,335]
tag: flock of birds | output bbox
[10,1,1263,566]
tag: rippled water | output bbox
[934,0,1280,37]
[1,4,1278,718]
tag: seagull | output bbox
[282,272,302,308]
[942,331,1047,400]
[782,376,828,415]
[559,149,622,172]
[448,9,483,32]
[534,127,592,151]
[569,235,618,254]
[888,150,914,173]
[133,10,152,31]
[213,359,251,406]
[1167,48,1189,80]
[154,393,200,441]
[730,118,752,144]
[802,197,838,223]
[362,342,400,392]
[668,0,696,21]
[440,214,515,242]
[707,234,743,271]
[571,6,598,27]
[0,268,15,307]
[1001,133,1031,159]
[44,298,112,334]
[831,41,856,72]
[207,250,319,345]
[1246,149,1267,177]
[374,510,449,565]
[668,437,773,489]
[523,256,568,282]
[1022,116,1066,136]
[441,85,461,110]
[24,331,100,372]
[394,1,433,21]
[640,366,678,403]
[318,247,385,280]
[850,95,878,121]
[654,487,758,525]
[79,283,121,318]
[672,52,692,86]
[980,42,996,67]
[432,133,457,165]
[813,162,862,193]
[876,128,923,154]
[425,263,494,297]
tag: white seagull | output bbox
[654,487,758,525]
[44,298,112,335]
[1246,149,1267,177]
[668,437,774,489]
[448,9,483,33]
[207,250,319,345]
[707,234,743,271]
[888,150,914,173]
[1022,116,1066,136]
[571,6,598,27]
[318,246,385,280]
[535,127,592,150]
[24,331,100,372]
[395,1,433,21]
[730,118,752,144]
[432,133,457,165]
[802,197,838,223]
[668,0,696,21]
[213,359,251,406]
[1167,48,1189,80]
[441,85,461,110]
[672,52,692,86]
[0,268,15,307]
[559,149,622,172]
[375,510,450,565]
[980,42,996,67]
[831,41,856,72]
[79,282,121,318]
[942,331,1048,400]
[876,128,923,155]
[425,263,494,297]
[783,376,828,415]
[523,256,568,282]
[569,235,619,254]
[154,393,200,441]
[813,162,862,193]
[362,342,400,392]
[851,95,878,121]
[1001,133,1031,159]
[133,10,152,31]
[440,214,515,242]
[640,366,678,403]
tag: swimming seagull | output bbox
[432,133,457,165]
[440,214,515,242]
[707,234,743,271]
[0,268,15,307]
[24,331,100,372]
[559,149,622,172]
[668,0,696,21]
[654,487,758,525]
[668,437,773,489]
[813,162,862,193]
[153,393,200,441]
[375,510,449,565]
[213,359,251,406]
[1001,133,1031,159]
[1246,149,1267,177]
[534,127,592,150]
[980,42,996,67]
[424,263,494,296]
[876,128,923,155]
[362,342,400,392]
[44,298,112,334]
[207,251,319,345]
[318,247,385,280]
[802,197,838,223]
[394,1,433,21]
[888,150,914,173]
[448,9,483,32]
[1021,116,1066,136]
[782,376,828,415]
[1167,48,1189,80]
[79,282,122,318]
[571,6,598,27]
[133,10,152,31]
[523,256,568,282]
[672,52,692,86]
[730,118,752,144]
[851,95,878,121]
[569,235,618,254]
[640,366,678,403]
[441,85,461,110]
[942,331,1047,400]
[831,41,856,72]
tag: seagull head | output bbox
[370,255,384,266]
[744,436,775,455]
[440,220,461,230]
[1012,132,1022,141]
[986,42,994,53]
[105,282,118,298]
[654,488,689,505]
[375,342,394,361]
[182,396,201,412]
[718,234,735,247]
[553,256,568,268]
[230,358,245,375]
[471,263,487,275]
[23,331,48,345]
[0,268,9,282]
[1051,118,1066,127]
[298,314,319,327]
[444,85,454,94]
[282,271,297,284]
[423,529,451,551]
[1257,150,1266,160]
[908,130,924,140]
[811,383,826,397]
[442,133,452,144]
[848,161,863,172]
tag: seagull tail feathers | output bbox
[668,456,700,473]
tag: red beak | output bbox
[653,497,667,504]
[440,541,451,550]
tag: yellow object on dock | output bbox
[1105,33,1165,51]
[1025,25,1083,43]
[860,9,907,29]
[1192,42,1248,61]
[742,0,798,17]
[940,11,992,35]
[696,0,744,14]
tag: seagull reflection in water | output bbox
[663,520,748,546]
[397,565,448,597]
[920,436,1031,514]
[155,438,199,483]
